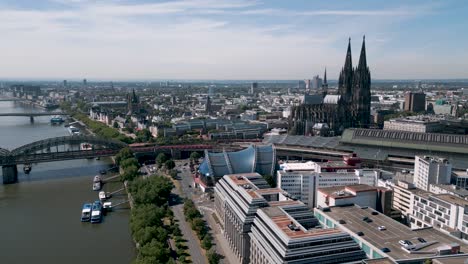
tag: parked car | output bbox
[381,247,391,253]
[378,226,386,231]
[399,240,412,247]
[417,237,426,243]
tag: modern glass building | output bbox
[198,145,276,183]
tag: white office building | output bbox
[214,172,367,264]
[277,162,380,207]
[414,155,452,191]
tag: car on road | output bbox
[381,247,391,253]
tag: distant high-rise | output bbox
[83,79,87,86]
[404,92,426,113]
[312,75,322,89]
[250,82,258,95]
[205,96,212,114]
[305,79,311,94]
[208,86,214,96]
[63,80,67,87]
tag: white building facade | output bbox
[414,156,452,191]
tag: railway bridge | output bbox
[0,136,214,184]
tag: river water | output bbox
[0,101,135,264]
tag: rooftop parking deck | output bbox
[316,205,468,262]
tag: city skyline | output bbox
[1,0,468,80]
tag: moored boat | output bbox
[93,175,102,191]
[50,116,64,124]
[90,200,103,223]
[23,164,32,174]
[80,203,92,222]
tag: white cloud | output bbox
[0,0,462,80]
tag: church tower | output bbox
[338,38,354,104]
[352,36,371,127]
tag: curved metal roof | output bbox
[199,145,275,179]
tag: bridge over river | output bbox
[0,135,214,184]
[0,112,67,122]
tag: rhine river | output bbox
[0,101,135,264]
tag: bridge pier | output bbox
[2,165,18,184]
[30,116,34,123]
[170,149,181,159]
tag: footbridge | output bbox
[0,136,214,184]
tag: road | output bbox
[174,160,238,264]
[171,161,208,264]
[172,202,207,264]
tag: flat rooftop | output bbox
[318,205,468,261]
[315,161,355,168]
[262,207,341,240]
[434,194,468,207]
[279,161,316,171]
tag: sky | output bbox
[0,0,467,81]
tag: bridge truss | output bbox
[0,136,127,166]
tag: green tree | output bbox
[136,129,152,143]
[169,169,178,179]
[115,148,134,166]
[121,158,140,170]
[201,233,213,250]
[121,165,139,182]
[173,226,182,237]
[207,248,221,264]
[113,121,119,129]
[129,176,174,206]
[156,153,168,168]
[191,218,207,238]
[134,226,168,246]
[138,239,170,263]
[130,204,166,234]
[190,152,201,161]
[165,159,176,171]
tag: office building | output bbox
[383,116,443,133]
[404,92,426,112]
[317,184,392,215]
[250,82,258,95]
[312,75,322,89]
[414,155,452,191]
[277,158,380,207]
[214,173,366,264]
[316,204,468,263]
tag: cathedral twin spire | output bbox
[338,36,371,127]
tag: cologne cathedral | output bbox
[289,36,371,136]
